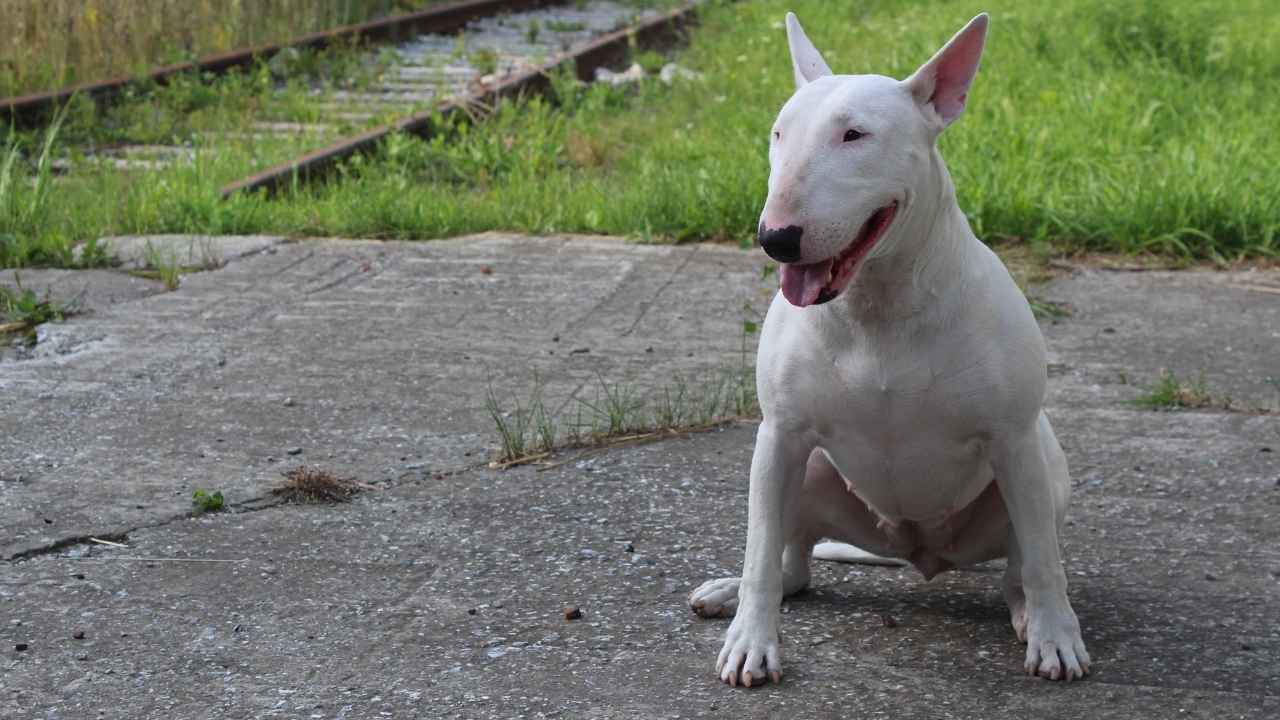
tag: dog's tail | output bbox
[812,541,908,567]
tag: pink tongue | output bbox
[780,260,833,307]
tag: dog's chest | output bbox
[787,322,999,521]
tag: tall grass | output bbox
[0,99,111,267]
[0,0,433,97]
[284,0,1280,258]
[2,0,1278,267]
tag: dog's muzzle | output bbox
[757,224,804,263]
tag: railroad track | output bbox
[4,0,698,197]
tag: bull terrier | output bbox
[689,12,1090,686]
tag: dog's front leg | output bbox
[717,421,809,687]
[993,424,1090,681]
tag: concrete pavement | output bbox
[2,234,1277,718]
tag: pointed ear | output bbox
[786,12,832,89]
[904,13,988,128]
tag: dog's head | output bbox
[760,12,988,307]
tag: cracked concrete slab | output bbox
[1035,268,1280,413]
[2,268,165,315]
[1,233,772,560]
[1,235,1277,717]
[94,234,287,270]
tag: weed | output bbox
[653,376,690,428]
[1,102,73,268]
[191,488,225,515]
[0,274,79,331]
[486,382,530,461]
[580,374,647,435]
[141,241,182,291]
[631,49,667,74]
[486,315,760,465]
[528,376,558,453]
[273,466,363,503]
[470,49,499,77]
[1028,297,1073,320]
[526,20,541,45]
[545,20,587,33]
[1132,369,1214,410]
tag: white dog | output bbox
[689,12,1089,686]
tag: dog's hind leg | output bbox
[812,541,907,566]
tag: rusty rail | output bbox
[0,0,565,129]
[219,3,698,199]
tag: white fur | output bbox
[690,12,1090,686]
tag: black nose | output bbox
[757,224,803,263]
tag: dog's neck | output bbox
[833,147,978,326]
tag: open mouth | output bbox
[779,202,898,307]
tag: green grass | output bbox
[0,0,449,98]
[2,0,1279,269]
[486,318,759,464]
[190,488,225,514]
[1132,369,1213,410]
[485,366,758,464]
[1,274,79,328]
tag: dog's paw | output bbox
[1023,600,1090,681]
[715,612,781,687]
[689,577,740,619]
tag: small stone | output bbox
[563,606,582,621]
[1259,446,1272,453]
[15,643,28,651]
[1240,642,1253,651]
[624,543,635,553]
[286,448,303,456]
[283,398,295,407]
[479,266,492,275]
[467,608,477,616]
[72,631,85,640]
[1204,572,1218,581]
[880,613,899,628]
[492,600,504,609]
[1102,327,1116,334]
[570,347,590,355]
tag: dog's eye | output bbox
[843,129,864,142]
